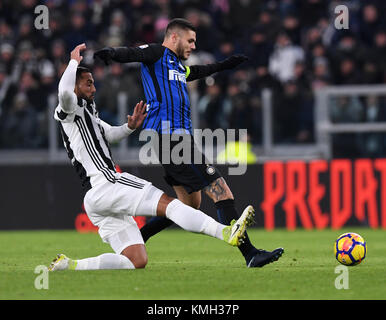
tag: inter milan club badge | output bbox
[206,165,215,175]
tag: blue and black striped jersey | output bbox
[139,44,192,134]
[110,43,227,134]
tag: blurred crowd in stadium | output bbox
[0,0,385,157]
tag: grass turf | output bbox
[0,228,385,300]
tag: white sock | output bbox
[165,199,225,240]
[74,253,135,270]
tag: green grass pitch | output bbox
[0,228,385,300]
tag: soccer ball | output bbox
[334,232,367,266]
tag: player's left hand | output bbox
[220,54,249,70]
[127,100,148,130]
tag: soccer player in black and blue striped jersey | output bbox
[94,18,283,268]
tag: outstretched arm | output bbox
[100,101,148,143]
[93,44,164,65]
[186,55,249,82]
[57,43,86,114]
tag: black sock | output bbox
[140,216,174,242]
[215,199,256,261]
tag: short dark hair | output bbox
[165,18,196,37]
[76,66,91,82]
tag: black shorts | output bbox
[156,133,222,194]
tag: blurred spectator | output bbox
[359,3,382,47]
[274,80,313,143]
[248,94,263,144]
[268,31,305,83]
[330,31,367,81]
[282,14,301,45]
[359,95,386,157]
[0,43,15,74]
[305,40,330,77]
[198,82,227,130]
[18,71,41,111]
[304,26,323,52]
[250,65,281,97]
[330,96,363,123]
[214,38,238,62]
[99,9,130,47]
[49,39,67,69]
[227,0,261,38]
[0,64,16,117]
[0,19,14,45]
[361,60,383,85]
[329,96,364,157]
[133,12,156,45]
[42,11,66,46]
[311,56,331,89]
[16,15,43,48]
[366,29,386,83]
[293,60,312,95]
[185,8,219,52]
[64,12,95,50]
[1,93,40,148]
[256,9,280,41]
[245,26,273,69]
[38,61,56,110]
[96,64,143,126]
[12,41,39,79]
[335,57,361,85]
[225,81,255,136]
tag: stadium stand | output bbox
[0,0,385,157]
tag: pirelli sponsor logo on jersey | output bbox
[168,69,186,84]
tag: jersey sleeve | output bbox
[54,59,79,123]
[112,43,165,64]
[185,62,224,82]
[98,119,135,143]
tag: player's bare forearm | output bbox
[203,177,234,202]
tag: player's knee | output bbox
[133,254,148,269]
[122,252,148,269]
[121,245,148,269]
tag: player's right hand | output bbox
[93,47,115,65]
[70,43,86,64]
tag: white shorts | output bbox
[83,172,164,254]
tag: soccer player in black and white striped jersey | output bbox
[48,44,255,271]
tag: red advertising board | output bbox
[261,159,386,230]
